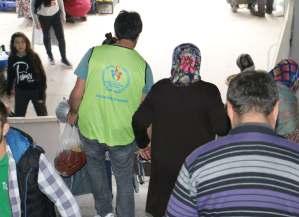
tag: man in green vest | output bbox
[67,10,153,217]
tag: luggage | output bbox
[95,0,113,14]
[0,0,16,11]
[64,0,91,17]
[0,45,8,72]
[227,0,249,12]
[227,0,271,17]
[0,45,8,96]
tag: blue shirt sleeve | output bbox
[143,63,154,94]
[74,48,93,80]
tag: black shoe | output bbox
[266,8,273,14]
[49,57,55,65]
[61,59,72,68]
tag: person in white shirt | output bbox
[30,0,72,67]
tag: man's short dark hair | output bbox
[227,71,279,116]
[114,10,142,41]
[0,101,8,126]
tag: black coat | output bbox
[132,79,230,217]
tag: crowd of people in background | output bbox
[1,4,299,217]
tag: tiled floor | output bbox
[0,1,285,216]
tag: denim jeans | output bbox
[80,133,136,217]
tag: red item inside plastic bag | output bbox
[54,149,86,177]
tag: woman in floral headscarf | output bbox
[132,43,230,217]
[269,59,299,141]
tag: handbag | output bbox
[32,26,58,47]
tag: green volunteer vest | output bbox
[78,45,146,146]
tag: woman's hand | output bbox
[60,13,66,23]
[138,145,151,160]
[35,22,41,29]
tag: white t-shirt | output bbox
[30,0,66,26]
[37,0,60,16]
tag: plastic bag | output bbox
[54,124,86,177]
[55,97,70,123]
[32,27,58,47]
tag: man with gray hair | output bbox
[166,71,299,217]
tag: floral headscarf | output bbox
[269,59,299,90]
[269,59,299,137]
[170,43,201,86]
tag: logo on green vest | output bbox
[102,65,130,93]
[2,181,8,191]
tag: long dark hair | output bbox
[34,0,52,13]
[9,32,47,89]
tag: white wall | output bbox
[9,116,60,164]
[273,0,294,65]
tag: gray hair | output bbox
[227,70,279,116]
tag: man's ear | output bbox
[2,123,10,137]
[268,100,279,129]
[227,101,234,125]
[227,101,239,128]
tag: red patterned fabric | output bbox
[64,0,91,17]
